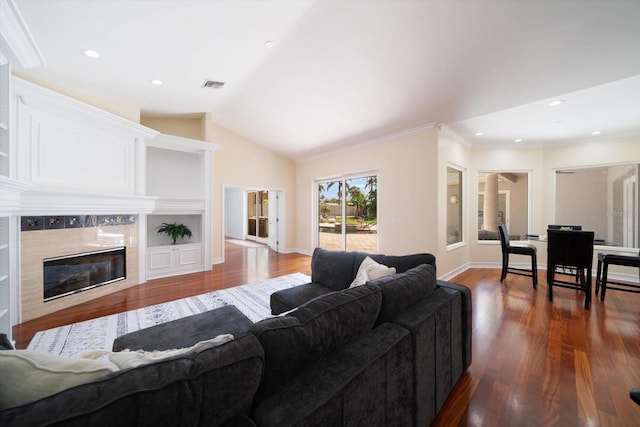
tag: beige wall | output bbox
[208,121,297,262]
[295,127,439,256]
[141,116,204,140]
[437,126,472,276]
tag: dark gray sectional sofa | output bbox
[0,248,471,427]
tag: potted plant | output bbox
[156,222,192,245]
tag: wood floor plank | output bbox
[12,249,640,426]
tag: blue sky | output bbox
[319,177,369,200]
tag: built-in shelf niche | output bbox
[146,147,205,200]
[147,214,202,247]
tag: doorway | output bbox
[223,186,285,254]
[247,190,269,242]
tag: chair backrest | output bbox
[547,229,594,269]
[497,224,509,252]
[548,224,582,231]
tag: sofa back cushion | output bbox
[370,253,436,274]
[311,248,436,291]
[311,247,360,290]
[368,263,437,326]
[250,284,382,403]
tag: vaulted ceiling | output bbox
[10,0,640,160]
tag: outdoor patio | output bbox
[318,229,378,252]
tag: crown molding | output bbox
[0,0,45,69]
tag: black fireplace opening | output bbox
[43,247,126,301]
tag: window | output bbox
[478,172,529,241]
[447,166,463,245]
[317,174,377,252]
[555,163,639,248]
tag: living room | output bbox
[1,0,640,425]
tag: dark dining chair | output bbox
[547,225,582,231]
[498,224,538,288]
[595,249,640,301]
[547,229,594,309]
[547,225,583,278]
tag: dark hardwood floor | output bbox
[13,243,640,426]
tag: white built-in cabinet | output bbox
[147,244,202,278]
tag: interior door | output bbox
[268,190,284,252]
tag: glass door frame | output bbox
[315,172,378,252]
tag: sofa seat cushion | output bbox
[250,284,382,403]
[112,305,253,352]
[270,282,332,315]
[369,263,437,326]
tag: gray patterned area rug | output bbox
[27,272,310,358]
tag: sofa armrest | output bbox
[436,279,472,368]
[252,323,413,427]
[270,282,333,315]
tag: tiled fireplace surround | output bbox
[20,215,139,322]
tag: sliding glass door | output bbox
[317,174,377,252]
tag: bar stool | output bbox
[595,250,640,301]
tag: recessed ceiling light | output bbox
[548,100,564,107]
[591,131,601,135]
[151,79,163,86]
[514,138,523,142]
[475,132,483,136]
[82,49,100,58]
[264,40,275,48]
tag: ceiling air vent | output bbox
[202,80,225,89]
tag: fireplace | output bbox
[43,247,126,301]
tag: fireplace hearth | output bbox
[43,247,126,301]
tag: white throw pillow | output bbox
[350,256,396,287]
[108,333,234,370]
[0,350,119,409]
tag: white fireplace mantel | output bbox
[18,189,158,216]
[6,75,219,325]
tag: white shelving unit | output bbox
[0,54,11,340]
[145,135,219,280]
[0,217,10,339]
